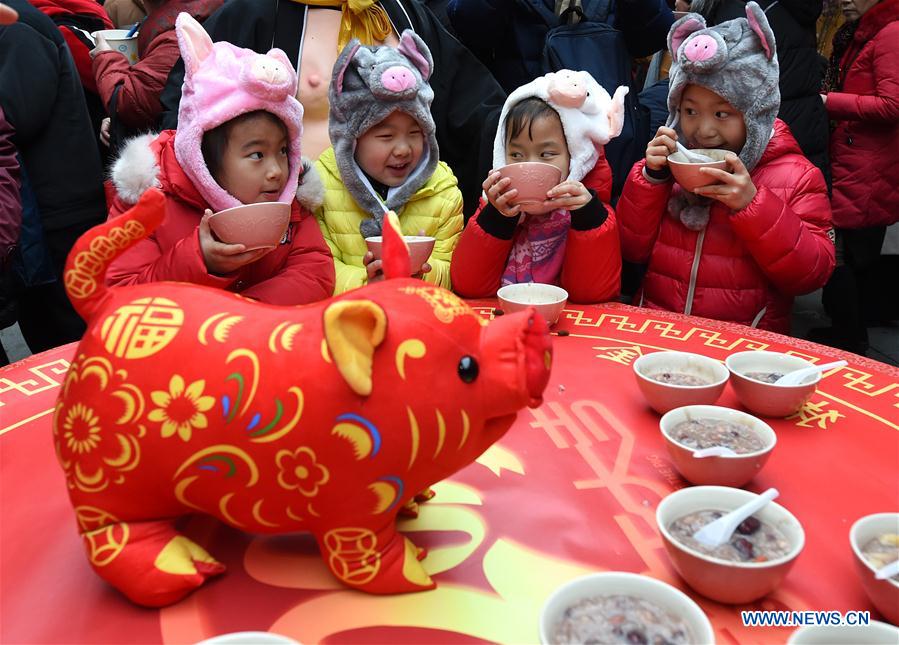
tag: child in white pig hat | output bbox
[451,70,626,304]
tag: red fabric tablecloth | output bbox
[2,302,897,644]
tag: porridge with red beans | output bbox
[861,533,899,582]
[668,510,791,562]
[669,418,765,453]
[743,371,784,384]
[552,594,694,644]
[648,372,710,386]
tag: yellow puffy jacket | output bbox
[314,147,463,295]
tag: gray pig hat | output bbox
[329,30,438,238]
[666,2,780,172]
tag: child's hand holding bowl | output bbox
[693,153,758,211]
[199,209,273,275]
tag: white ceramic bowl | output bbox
[660,405,777,487]
[850,513,899,625]
[633,351,729,414]
[787,621,899,644]
[195,632,301,645]
[497,283,568,325]
[364,235,435,271]
[726,351,822,418]
[539,571,714,644]
[656,486,805,604]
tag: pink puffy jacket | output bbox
[617,119,835,334]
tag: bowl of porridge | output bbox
[497,283,568,325]
[787,621,899,644]
[633,351,729,414]
[726,351,824,418]
[660,405,776,487]
[538,571,713,644]
[656,486,805,604]
[850,513,899,625]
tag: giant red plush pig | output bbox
[53,189,552,607]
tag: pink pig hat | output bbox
[493,70,628,183]
[173,12,304,212]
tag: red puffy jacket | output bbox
[92,0,222,130]
[618,119,834,334]
[451,156,621,304]
[826,0,899,229]
[106,131,335,306]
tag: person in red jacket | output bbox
[451,70,622,304]
[811,0,899,354]
[617,4,834,334]
[105,13,334,306]
[90,0,221,135]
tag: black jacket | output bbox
[159,0,507,219]
[0,0,106,233]
[697,0,831,188]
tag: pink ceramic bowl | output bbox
[496,162,563,213]
[850,513,899,626]
[208,202,290,250]
[667,148,729,191]
[364,235,435,270]
[656,486,805,604]
[632,351,729,414]
[660,405,776,488]
[726,351,822,418]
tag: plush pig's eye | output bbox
[457,356,479,383]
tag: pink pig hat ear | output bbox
[745,1,776,60]
[396,30,433,81]
[668,12,707,58]
[176,12,214,77]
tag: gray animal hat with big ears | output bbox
[666,2,780,172]
[329,30,438,239]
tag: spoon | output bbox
[675,140,714,163]
[774,360,848,386]
[692,446,738,458]
[875,559,899,580]
[692,488,779,548]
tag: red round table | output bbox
[2,302,897,644]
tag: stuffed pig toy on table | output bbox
[53,190,553,607]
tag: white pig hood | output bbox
[492,70,629,182]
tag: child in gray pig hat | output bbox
[314,30,463,295]
[616,2,835,333]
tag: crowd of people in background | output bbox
[0,0,896,367]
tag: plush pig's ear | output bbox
[608,86,629,139]
[324,300,387,397]
[397,30,433,80]
[176,12,214,76]
[668,13,706,58]
[745,1,776,59]
[381,211,412,280]
[332,38,362,99]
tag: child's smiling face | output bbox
[355,111,425,187]
[678,84,747,154]
[216,113,289,204]
[505,111,570,179]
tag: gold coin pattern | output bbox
[64,220,146,300]
[323,527,381,585]
[100,297,184,359]
[82,521,130,567]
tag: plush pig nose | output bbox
[548,83,588,109]
[381,66,415,92]
[684,35,717,61]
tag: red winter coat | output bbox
[92,0,222,130]
[106,130,335,305]
[618,119,834,334]
[451,157,621,304]
[826,0,899,229]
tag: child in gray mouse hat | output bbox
[314,30,463,295]
[616,2,835,333]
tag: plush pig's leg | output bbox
[81,519,225,607]
[316,521,434,594]
[398,487,437,518]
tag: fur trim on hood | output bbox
[328,30,438,238]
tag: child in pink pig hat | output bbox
[103,12,335,305]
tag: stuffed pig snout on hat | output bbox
[54,189,553,607]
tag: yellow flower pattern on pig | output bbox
[276,447,330,497]
[63,402,103,455]
[148,375,215,442]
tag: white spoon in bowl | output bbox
[692,488,779,548]
[692,446,738,458]
[675,140,714,163]
[774,360,848,386]
[875,559,899,580]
